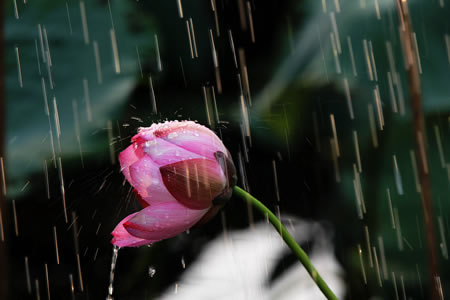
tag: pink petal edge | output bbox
[119,144,145,184]
[111,213,155,248]
[123,201,209,241]
[154,122,227,160]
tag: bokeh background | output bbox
[1,0,450,299]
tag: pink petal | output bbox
[123,201,209,241]
[154,122,227,160]
[111,213,154,247]
[160,158,226,209]
[133,189,149,208]
[119,144,145,184]
[128,155,177,205]
[193,204,222,226]
[141,137,203,166]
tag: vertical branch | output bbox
[0,1,8,299]
[395,1,442,299]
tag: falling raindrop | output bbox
[148,266,156,278]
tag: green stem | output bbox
[233,186,339,300]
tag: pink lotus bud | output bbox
[111,121,236,247]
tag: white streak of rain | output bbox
[43,160,50,199]
[372,246,382,287]
[321,0,327,13]
[330,33,341,74]
[330,12,341,53]
[211,0,220,37]
[347,36,357,77]
[15,47,23,88]
[155,34,163,72]
[65,2,73,35]
[186,20,194,59]
[72,100,84,168]
[43,26,52,66]
[374,0,381,20]
[45,264,51,300]
[394,208,404,251]
[363,39,373,81]
[416,264,424,297]
[445,34,450,64]
[24,257,31,294]
[76,254,84,292]
[80,1,90,44]
[409,150,421,192]
[364,225,373,267]
[433,125,446,168]
[343,78,354,120]
[93,41,103,84]
[246,1,255,43]
[393,155,404,195]
[211,86,220,123]
[357,244,367,284]
[53,226,60,264]
[374,85,384,130]
[330,138,341,182]
[38,24,46,63]
[12,199,19,236]
[392,272,399,300]
[237,0,247,31]
[400,274,406,300]
[110,29,121,74]
[353,131,362,172]
[0,157,6,196]
[34,40,42,75]
[135,46,143,79]
[368,104,379,148]
[387,72,398,113]
[13,0,19,19]
[202,86,213,128]
[377,236,388,280]
[330,114,340,157]
[179,57,187,87]
[386,188,396,229]
[238,48,252,105]
[35,279,41,300]
[272,160,280,202]
[438,216,448,259]
[412,32,422,74]
[149,76,157,114]
[69,274,75,297]
[353,164,366,215]
[176,0,183,18]
[227,30,238,68]
[57,157,68,223]
[240,123,249,163]
[189,18,198,58]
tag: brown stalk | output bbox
[395,1,442,299]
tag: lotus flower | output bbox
[111,121,237,247]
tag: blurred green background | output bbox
[1,0,450,299]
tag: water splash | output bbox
[106,245,119,300]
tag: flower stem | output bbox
[233,186,339,300]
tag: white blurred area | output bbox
[158,219,345,300]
